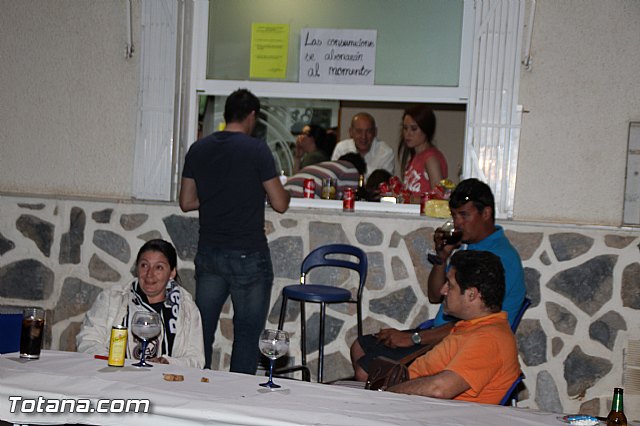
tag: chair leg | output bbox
[300,302,307,370]
[318,302,326,383]
[278,295,288,330]
[276,296,310,382]
[301,365,310,381]
[357,300,363,338]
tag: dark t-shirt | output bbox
[182,131,278,250]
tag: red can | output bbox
[343,187,355,212]
[303,179,316,198]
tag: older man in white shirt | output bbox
[331,112,395,179]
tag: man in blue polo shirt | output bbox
[350,178,525,382]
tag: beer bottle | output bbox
[606,387,627,426]
[356,174,366,201]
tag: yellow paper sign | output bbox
[250,23,289,79]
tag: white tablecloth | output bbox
[0,350,567,426]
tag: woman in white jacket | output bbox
[76,239,204,368]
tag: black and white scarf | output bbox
[126,278,181,358]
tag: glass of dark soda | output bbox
[440,220,462,246]
[20,307,45,359]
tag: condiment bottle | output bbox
[606,387,627,426]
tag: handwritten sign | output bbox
[299,28,376,85]
[250,23,289,79]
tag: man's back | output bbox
[284,159,359,198]
[182,130,277,250]
[466,226,525,325]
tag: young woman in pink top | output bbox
[398,104,448,200]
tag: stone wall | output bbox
[1,194,639,418]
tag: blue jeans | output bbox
[195,245,273,374]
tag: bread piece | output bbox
[162,373,184,382]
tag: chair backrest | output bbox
[500,374,524,406]
[301,244,368,299]
[511,297,532,333]
[416,318,434,330]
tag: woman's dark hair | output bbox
[136,239,180,282]
[306,124,333,157]
[364,169,393,201]
[366,169,392,192]
[449,250,505,313]
[324,129,338,158]
[398,104,437,173]
[338,153,367,176]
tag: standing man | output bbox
[350,178,525,381]
[388,250,521,404]
[179,89,290,373]
[331,112,395,178]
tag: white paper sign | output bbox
[299,28,376,85]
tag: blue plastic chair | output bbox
[500,374,525,406]
[510,297,532,333]
[497,298,531,406]
[277,244,368,383]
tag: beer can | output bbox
[343,187,355,212]
[303,178,316,198]
[108,325,128,367]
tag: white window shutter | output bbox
[132,0,179,201]
[464,0,525,219]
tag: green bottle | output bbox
[606,387,627,426]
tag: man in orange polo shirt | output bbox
[388,250,520,404]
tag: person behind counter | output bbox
[398,104,448,199]
[285,153,366,199]
[76,239,205,368]
[292,124,334,173]
[331,112,394,179]
[360,168,393,202]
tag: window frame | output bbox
[183,0,476,150]
[172,0,525,218]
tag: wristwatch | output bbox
[411,331,422,345]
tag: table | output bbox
[0,350,568,426]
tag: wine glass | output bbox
[439,219,463,246]
[130,311,161,367]
[427,219,462,265]
[259,329,290,389]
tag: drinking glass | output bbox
[259,329,290,389]
[438,219,463,247]
[20,308,45,359]
[321,178,336,200]
[131,311,161,367]
[427,219,462,265]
